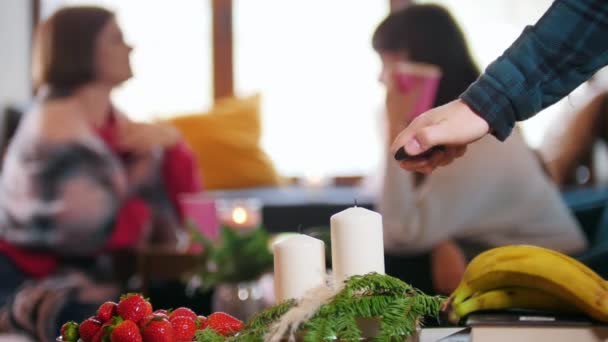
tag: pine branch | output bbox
[195,328,226,342]
[191,224,274,289]
[245,299,296,331]
[197,274,445,341]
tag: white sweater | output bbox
[379,129,588,255]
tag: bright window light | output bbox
[234,1,389,177]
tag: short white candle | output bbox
[272,234,326,303]
[330,206,385,284]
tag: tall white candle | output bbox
[273,234,326,303]
[331,207,385,284]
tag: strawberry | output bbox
[170,316,196,341]
[91,323,111,342]
[141,315,174,342]
[117,293,150,323]
[143,300,153,317]
[168,307,197,322]
[111,319,142,342]
[60,321,79,342]
[140,312,169,329]
[91,329,104,342]
[207,312,243,336]
[196,315,207,330]
[153,309,169,316]
[96,301,118,323]
[79,317,102,342]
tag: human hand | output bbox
[386,88,414,143]
[390,99,489,173]
[385,62,441,142]
[117,121,180,154]
[431,240,467,294]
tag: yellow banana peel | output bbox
[446,245,608,322]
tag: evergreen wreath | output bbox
[196,273,444,341]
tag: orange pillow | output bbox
[167,95,281,190]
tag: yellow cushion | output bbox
[167,94,281,190]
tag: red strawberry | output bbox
[141,315,174,342]
[111,319,142,342]
[170,316,196,341]
[140,312,169,329]
[96,301,118,323]
[168,307,197,322]
[207,312,243,336]
[79,317,102,342]
[117,293,150,323]
[60,321,79,342]
[91,323,111,342]
[154,309,168,316]
[196,315,207,330]
[143,300,153,317]
[91,329,103,342]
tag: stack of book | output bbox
[438,312,608,342]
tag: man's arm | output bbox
[462,0,608,140]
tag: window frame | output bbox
[32,0,399,101]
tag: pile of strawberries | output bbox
[59,293,243,342]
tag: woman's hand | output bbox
[384,61,441,143]
[117,120,180,154]
[431,240,467,294]
[386,87,418,143]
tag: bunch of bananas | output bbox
[442,245,608,323]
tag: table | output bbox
[420,327,467,341]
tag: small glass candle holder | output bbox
[217,198,263,230]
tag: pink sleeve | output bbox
[104,198,151,250]
[162,142,204,219]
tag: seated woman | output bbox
[373,4,586,294]
[0,6,201,339]
[541,87,608,188]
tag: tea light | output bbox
[217,198,262,229]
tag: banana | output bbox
[445,287,579,323]
[447,245,608,322]
[457,245,605,290]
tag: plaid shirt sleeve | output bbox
[460,0,608,140]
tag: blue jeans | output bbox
[562,187,608,277]
[0,255,27,307]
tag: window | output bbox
[234,1,389,177]
[41,0,212,121]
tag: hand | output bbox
[385,81,424,143]
[390,99,490,173]
[431,240,467,295]
[118,121,180,154]
[385,62,441,142]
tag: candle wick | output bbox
[297,224,303,234]
[354,198,358,207]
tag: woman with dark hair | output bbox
[372,4,586,294]
[0,6,201,340]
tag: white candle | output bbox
[272,234,326,303]
[330,207,385,284]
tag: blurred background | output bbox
[3,0,581,179]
